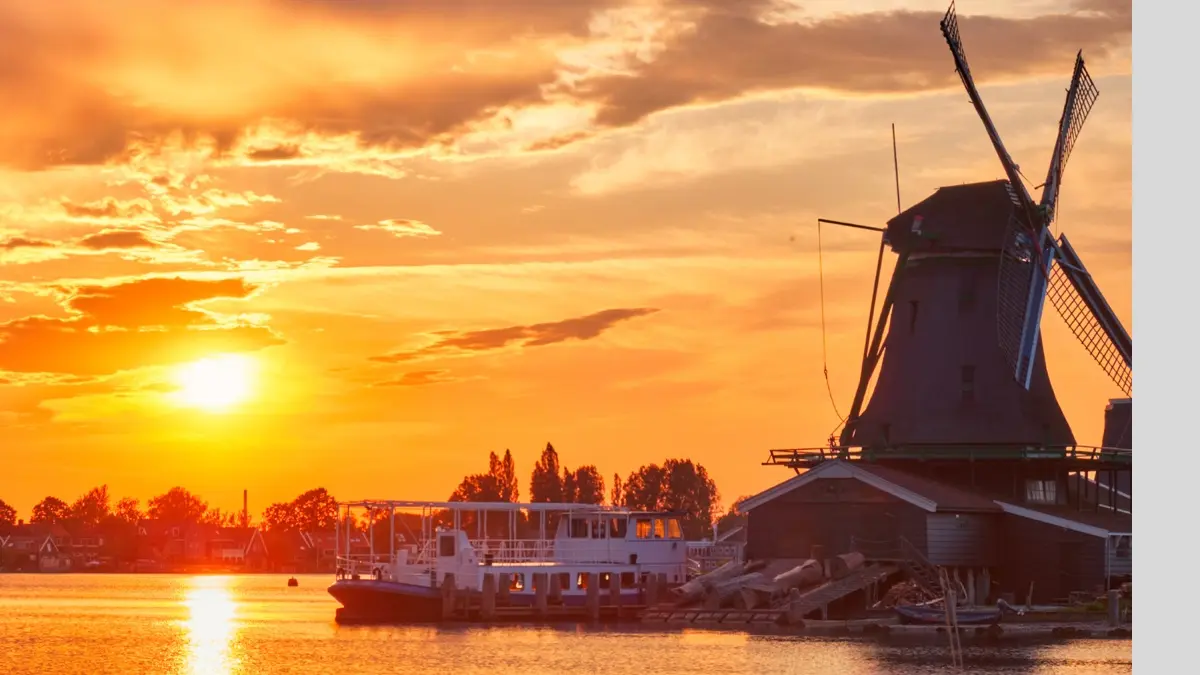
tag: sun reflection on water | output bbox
[182,576,240,674]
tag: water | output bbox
[0,574,1131,674]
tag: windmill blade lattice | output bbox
[996,214,1038,376]
[1040,52,1100,224]
[1045,235,1132,396]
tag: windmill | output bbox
[835,2,1132,452]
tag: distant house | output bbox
[135,520,262,569]
[1,523,71,572]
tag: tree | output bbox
[114,498,143,525]
[570,466,605,505]
[610,473,623,507]
[561,467,577,503]
[530,443,564,503]
[262,488,339,532]
[450,452,518,504]
[69,485,112,529]
[31,496,70,525]
[0,498,16,527]
[714,495,751,537]
[147,487,209,523]
[500,449,519,502]
[201,509,237,527]
[621,459,720,539]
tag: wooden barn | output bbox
[743,456,1131,604]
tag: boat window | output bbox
[667,518,683,539]
[599,573,611,590]
[653,518,665,539]
[610,518,628,539]
[510,574,525,591]
[571,518,590,538]
[557,573,571,592]
[635,518,651,539]
[438,534,456,557]
[620,572,637,589]
[595,520,608,539]
[576,573,588,590]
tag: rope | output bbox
[817,219,846,426]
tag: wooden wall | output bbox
[745,478,929,560]
[998,515,1109,604]
[925,513,1000,567]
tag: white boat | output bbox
[327,499,692,622]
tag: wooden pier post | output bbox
[967,569,976,607]
[533,573,548,618]
[441,573,457,620]
[1107,589,1121,627]
[585,573,600,621]
[498,574,511,606]
[549,574,563,606]
[481,573,497,620]
[646,573,660,606]
[608,573,622,617]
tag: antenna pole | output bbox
[892,123,902,214]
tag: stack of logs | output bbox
[671,548,866,611]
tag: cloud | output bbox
[371,307,659,362]
[570,0,1131,128]
[354,219,442,239]
[0,276,281,375]
[77,229,163,250]
[0,0,607,169]
[1,236,55,250]
[295,241,321,252]
[372,370,460,387]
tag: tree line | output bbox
[449,443,722,540]
[1,444,727,540]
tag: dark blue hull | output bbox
[894,604,1003,625]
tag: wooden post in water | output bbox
[608,572,622,617]
[481,573,497,620]
[533,573,548,618]
[656,573,668,599]
[441,573,457,620]
[1107,589,1121,627]
[646,573,660,606]
[967,569,976,607]
[549,574,563,606]
[585,573,601,622]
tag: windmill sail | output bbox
[1011,52,1101,388]
[1046,233,1132,396]
[1039,52,1100,224]
[940,2,1038,225]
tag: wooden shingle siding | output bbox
[745,478,929,560]
[925,513,1000,567]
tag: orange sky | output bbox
[0,0,1131,518]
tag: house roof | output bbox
[740,460,1002,514]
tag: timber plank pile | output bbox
[642,551,899,625]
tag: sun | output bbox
[174,354,256,412]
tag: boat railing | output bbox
[467,538,646,564]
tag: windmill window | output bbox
[1026,479,1057,504]
[961,365,976,402]
[909,301,920,334]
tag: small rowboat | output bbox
[894,603,1002,625]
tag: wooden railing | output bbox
[765,444,1132,468]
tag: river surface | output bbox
[0,574,1130,674]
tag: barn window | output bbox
[1025,479,1057,504]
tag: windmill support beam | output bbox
[862,235,887,364]
[840,250,910,446]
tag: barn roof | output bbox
[739,460,1001,514]
[995,501,1132,538]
